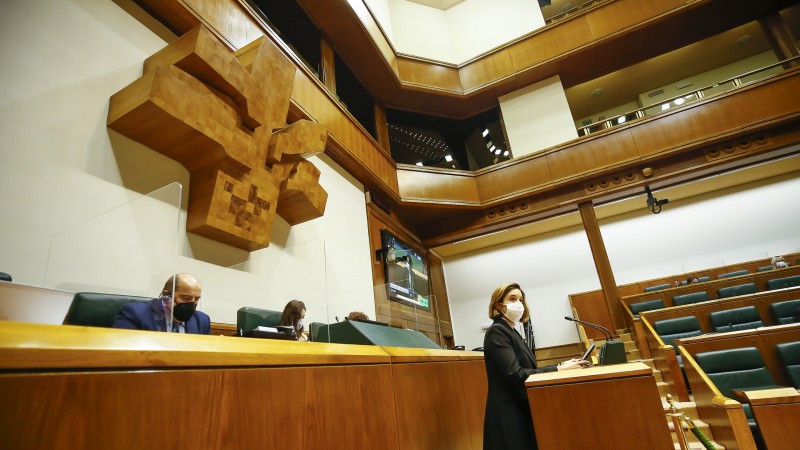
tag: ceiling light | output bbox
[482,129,489,137]
[503,151,509,156]
[415,162,423,166]
[444,155,453,162]
[486,141,493,148]
[494,149,501,155]
[490,145,496,152]
[673,98,685,105]
[661,104,670,111]
[617,116,626,124]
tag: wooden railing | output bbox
[577,56,800,136]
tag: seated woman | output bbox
[772,255,789,269]
[279,299,307,341]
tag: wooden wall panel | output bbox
[458,360,488,450]
[568,290,616,340]
[397,168,480,205]
[505,16,593,72]
[474,155,553,202]
[546,129,640,181]
[458,51,516,93]
[392,361,474,450]
[585,0,685,37]
[728,74,800,128]
[342,0,400,74]
[183,0,264,49]
[396,58,462,93]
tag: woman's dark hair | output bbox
[280,299,306,338]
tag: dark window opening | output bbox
[335,53,376,139]
[248,0,321,78]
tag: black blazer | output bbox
[483,316,556,450]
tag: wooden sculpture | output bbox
[107,26,327,251]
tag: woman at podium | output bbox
[483,282,588,450]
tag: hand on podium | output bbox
[557,358,592,371]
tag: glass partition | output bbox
[43,182,183,297]
[198,238,328,340]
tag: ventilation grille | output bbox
[647,89,665,98]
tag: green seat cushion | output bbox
[770,299,800,325]
[709,306,763,332]
[776,341,800,389]
[653,316,702,346]
[716,283,758,299]
[672,292,709,306]
[757,265,775,272]
[718,270,750,279]
[630,299,665,318]
[644,283,672,293]
[766,275,800,291]
[66,292,151,328]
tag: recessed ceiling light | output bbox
[444,154,453,162]
[482,129,489,137]
[494,149,501,155]
[503,151,509,156]
[592,88,603,97]
[416,162,423,166]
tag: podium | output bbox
[525,362,672,450]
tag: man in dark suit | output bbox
[113,273,210,334]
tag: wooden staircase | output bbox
[612,329,725,450]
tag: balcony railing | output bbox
[577,55,800,136]
[546,0,608,25]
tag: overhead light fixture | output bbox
[661,104,670,111]
[482,129,489,137]
[415,162,423,166]
[486,141,493,148]
[494,149,501,155]
[503,151,509,156]
[617,116,626,124]
[673,98,685,105]
[444,155,453,162]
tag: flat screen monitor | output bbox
[379,229,431,311]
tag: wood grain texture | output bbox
[109,25,328,250]
[392,361,475,450]
[747,402,800,450]
[526,363,672,449]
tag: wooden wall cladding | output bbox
[396,168,480,206]
[396,58,463,93]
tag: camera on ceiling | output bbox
[645,186,669,214]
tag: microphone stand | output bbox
[564,316,627,365]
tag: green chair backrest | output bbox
[766,275,800,291]
[716,283,758,299]
[652,316,702,347]
[309,322,325,342]
[236,307,282,332]
[709,306,763,332]
[673,291,709,306]
[718,270,749,279]
[775,342,800,389]
[757,265,775,272]
[698,276,711,283]
[65,292,151,328]
[770,299,800,325]
[644,283,672,293]
[629,299,665,318]
[694,347,775,400]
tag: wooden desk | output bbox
[0,321,485,450]
[525,362,672,450]
[732,387,800,450]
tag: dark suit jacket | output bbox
[483,316,556,450]
[113,298,211,334]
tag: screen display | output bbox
[380,229,431,311]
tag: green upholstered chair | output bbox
[308,321,325,342]
[0,272,11,282]
[236,307,282,333]
[717,269,750,279]
[672,291,710,306]
[717,283,758,299]
[65,292,151,328]
[766,275,800,290]
[694,347,775,447]
[775,342,800,389]
[698,276,711,283]
[709,306,763,332]
[652,316,703,347]
[769,299,800,325]
[644,283,672,293]
[629,299,665,318]
[757,265,774,272]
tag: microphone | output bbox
[564,316,612,341]
[335,316,340,323]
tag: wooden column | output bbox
[579,202,623,334]
[374,103,391,154]
[320,38,337,94]
[759,11,800,68]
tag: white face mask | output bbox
[296,319,304,329]
[502,301,525,324]
[776,261,788,268]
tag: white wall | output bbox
[499,76,579,157]
[378,0,544,64]
[0,0,375,327]
[444,173,800,351]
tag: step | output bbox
[639,358,656,370]
[624,340,638,352]
[674,441,724,450]
[657,381,671,398]
[627,348,641,361]
[618,332,633,342]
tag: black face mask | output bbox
[173,302,197,323]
